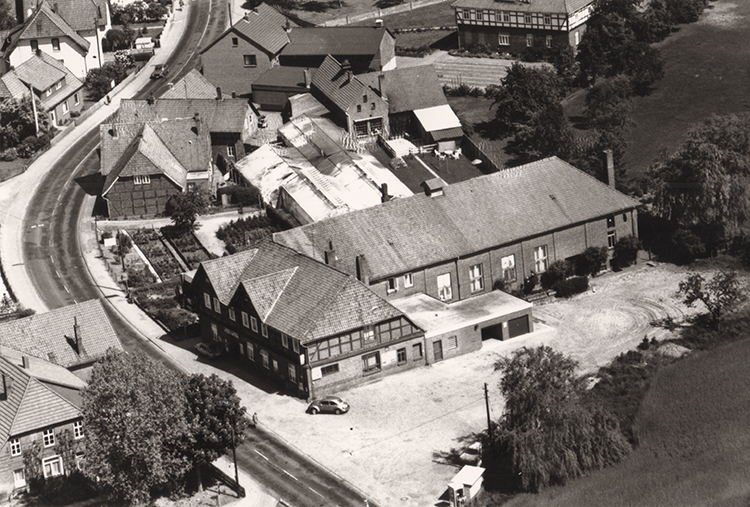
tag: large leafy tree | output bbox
[0,0,16,29]
[82,351,192,505]
[679,271,746,329]
[84,62,130,101]
[493,346,630,492]
[0,96,49,151]
[167,191,208,230]
[648,113,750,236]
[185,374,249,490]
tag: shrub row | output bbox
[553,276,589,297]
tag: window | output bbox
[50,110,56,125]
[43,429,55,448]
[546,35,553,48]
[524,13,532,24]
[607,215,615,228]
[133,175,151,184]
[412,343,423,359]
[362,95,368,103]
[239,343,244,355]
[462,10,470,19]
[501,254,516,282]
[476,10,483,20]
[403,273,414,288]
[42,456,63,478]
[204,293,212,308]
[362,352,381,373]
[447,335,458,349]
[574,31,580,45]
[241,311,249,327]
[260,350,269,368]
[281,333,288,348]
[213,297,220,313]
[526,34,534,47]
[623,213,628,222]
[437,273,452,301]
[272,359,278,372]
[544,14,551,25]
[231,37,238,47]
[397,348,407,365]
[356,105,362,113]
[469,264,484,293]
[499,34,510,45]
[228,308,236,321]
[227,145,235,158]
[243,54,256,67]
[13,469,25,489]
[370,102,376,110]
[387,278,398,293]
[56,81,62,90]
[46,88,52,97]
[608,231,616,249]
[9,438,21,456]
[534,245,548,273]
[74,93,79,105]
[292,340,299,353]
[288,364,296,382]
[73,421,84,439]
[51,38,60,51]
[246,344,254,361]
[211,323,219,341]
[502,12,509,22]
[261,323,268,337]
[251,316,258,332]
[363,326,376,344]
[30,39,38,51]
[321,363,339,376]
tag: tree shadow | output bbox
[375,0,402,8]
[431,30,457,51]
[300,0,342,12]
[431,430,486,467]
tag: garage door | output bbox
[508,315,530,339]
[481,323,504,341]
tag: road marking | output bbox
[282,470,298,481]
[50,255,54,264]
[254,449,269,461]
[55,270,62,278]
[63,285,70,293]
[307,486,324,497]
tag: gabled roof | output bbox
[161,69,220,99]
[282,26,391,57]
[273,157,641,281]
[44,0,109,31]
[115,98,253,135]
[18,1,90,53]
[200,2,291,56]
[13,50,66,91]
[311,55,373,113]
[0,72,28,100]
[451,0,594,14]
[0,355,82,446]
[359,65,447,114]
[196,242,406,343]
[0,299,122,369]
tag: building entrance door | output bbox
[433,340,443,361]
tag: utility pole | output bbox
[230,424,240,489]
[28,84,39,134]
[484,383,492,442]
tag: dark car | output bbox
[194,341,223,359]
[150,63,168,79]
[307,396,349,415]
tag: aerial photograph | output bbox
[0,0,747,504]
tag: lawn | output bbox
[0,158,29,183]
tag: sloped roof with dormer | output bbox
[18,1,90,53]
[195,242,406,343]
[274,157,640,281]
[311,55,375,113]
[359,65,447,114]
[161,69,220,99]
[200,3,291,56]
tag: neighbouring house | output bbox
[113,98,257,168]
[183,241,425,399]
[161,68,224,100]
[311,55,390,138]
[279,26,396,74]
[200,3,293,98]
[251,66,312,111]
[2,0,110,80]
[0,299,123,375]
[1,50,84,127]
[451,0,595,52]
[100,117,212,218]
[0,354,87,501]
[231,116,412,224]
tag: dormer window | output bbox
[55,80,62,90]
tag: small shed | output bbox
[448,465,485,506]
[413,104,463,152]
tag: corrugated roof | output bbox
[452,0,594,14]
[161,69,220,99]
[196,242,405,343]
[311,55,370,113]
[283,26,388,57]
[0,299,122,369]
[201,2,290,56]
[19,2,90,53]
[359,65,447,114]
[116,98,253,135]
[274,157,641,281]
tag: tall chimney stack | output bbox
[303,69,311,89]
[21,356,29,369]
[380,183,391,203]
[74,316,81,355]
[355,255,369,285]
[324,241,337,268]
[216,87,222,100]
[604,149,615,188]
[194,112,201,135]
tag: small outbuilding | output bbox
[448,465,485,506]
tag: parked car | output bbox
[307,396,349,415]
[194,341,223,359]
[151,63,168,79]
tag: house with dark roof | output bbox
[161,69,223,100]
[184,241,425,398]
[114,98,257,167]
[0,354,87,499]
[100,117,213,218]
[311,55,390,138]
[451,0,595,53]
[2,50,84,126]
[251,66,312,111]
[273,156,639,357]
[200,3,293,98]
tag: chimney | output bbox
[324,241,337,268]
[303,69,311,89]
[378,74,385,96]
[355,255,369,285]
[231,91,237,99]
[604,149,615,187]
[380,183,391,203]
[0,374,11,401]
[375,18,383,28]
[285,19,292,33]
[36,48,42,57]
[74,316,81,355]
[147,93,155,105]
[194,112,201,135]
[21,356,29,369]
[53,2,57,12]
[341,60,352,84]
[216,87,222,100]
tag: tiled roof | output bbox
[116,98,252,134]
[0,355,82,447]
[201,2,291,56]
[0,299,122,369]
[19,2,90,53]
[311,55,370,113]
[431,126,464,141]
[13,52,66,91]
[451,0,593,14]
[282,26,388,57]
[47,0,109,32]
[252,66,310,89]
[197,242,404,342]
[359,65,447,114]
[0,72,28,100]
[161,69,220,99]
[274,157,641,281]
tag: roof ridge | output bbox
[246,266,298,322]
[300,273,350,339]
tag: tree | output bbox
[493,346,630,492]
[549,41,578,89]
[0,0,16,29]
[185,374,249,491]
[678,271,746,329]
[167,191,208,230]
[0,96,50,151]
[105,27,136,51]
[540,260,572,289]
[613,235,641,268]
[85,62,130,101]
[579,246,609,276]
[82,351,191,505]
[585,75,634,132]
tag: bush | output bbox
[668,228,705,265]
[579,246,608,276]
[155,307,198,331]
[85,62,130,101]
[540,260,572,289]
[614,235,642,268]
[522,271,538,295]
[553,276,589,297]
[0,147,17,161]
[219,185,261,206]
